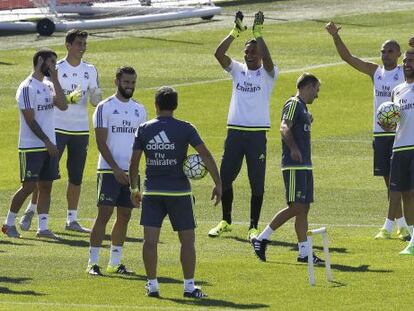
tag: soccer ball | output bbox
[377,101,400,130]
[183,154,207,180]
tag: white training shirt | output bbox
[16,75,56,150]
[226,60,278,130]
[54,59,100,134]
[373,65,404,135]
[93,95,147,172]
[392,82,414,151]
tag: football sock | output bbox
[109,245,123,266]
[5,211,17,226]
[184,279,195,292]
[250,194,263,229]
[298,241,309,258]
[38,214,48,231]
[382,218,394,233]
[396,217,408,230]
[257,225,274,241]
[88,247,100,265]
[409,226,414,236]
[25,203,36,213]
[67,209,77,224]
[147,279,159,291]
[222,188,233,224]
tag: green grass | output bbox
[1,2,414,310]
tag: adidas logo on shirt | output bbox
[146,131,175,150]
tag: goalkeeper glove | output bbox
[229,11,247,38]
[253,11,264,38]
[66,85,82,104]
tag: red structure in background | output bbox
[0,0,91,10]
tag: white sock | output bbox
[38,214,48,231]
[396,217,409,230]
[25,203,36,213]
[5,211,17,226]
[109,245,123,266]
[88,247,100,265]
[257,225,274,241]
[409,226,414,236]
[147,279,159,292]
[67,210,77,224]
[184,279,195,292]
[298,241,309,258]
[382,218,394,233]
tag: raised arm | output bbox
[280,119,302,163]
[214,11,246,69]
[194,144,222,206]
[325,21,378,77]
[253,11,275,75]
[49,65,68,111]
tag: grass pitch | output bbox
[1,1,414,310]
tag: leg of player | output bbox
[87,205,114,275]
[179,229,207,299]
[2,181,37,238]
[388,190,411,240]
[19,186,38,231]
[36,181,61,241]
[106,207,134,275]
[143,226,161,297]
[400,191,414,255]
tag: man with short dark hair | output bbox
[129,86,221,298]
[251,73,323,264]
[20,29,101,233]
[86,66,146,276]
[209,11,278,241]
[2,48,67,239]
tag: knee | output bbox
[96,209,113,224]
[117,209,132,223]
[144,239,158,250]
[37,182,53,195]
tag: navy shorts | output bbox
[19,150,59,182]
[373,136,394,177]
[390,150,414,192]
[97,173,134,208]
[140,195,196,231]
[282,169,314,204]
[220,129,267,195]
[56,132,89,185]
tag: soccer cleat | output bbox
[36,229,62,241]
[397,227,411,241]
[247,228,259,241]
[145,283,160,298]
[86,264,103,276]
[208,220,232,237]
[106,264,135,275]
[183,287,207,299]
[374,228,391,240]
[251,237,269,262]
[65,221,91,233]
[297,253,325,265]
[399,245,414,256]
[1,224,21,238]
[19,210,35,231]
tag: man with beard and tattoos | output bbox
[86,66,147,275]
[2,48,68,239]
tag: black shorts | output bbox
[282,169,314,204]
[19,150,59,182]
[373,136,394,177]
[390,150,414,192]
[140,195,196,231]
[220,129,267,195]
[56,132,89,185]
[97,173,134,208]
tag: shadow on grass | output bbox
[0,286,44,296]
[105,273,210,286]
[229,236,348,253]
[0,276,31,284]
[0,61,14,65]
[0,240,34,247]
[162,297,268,309]
[308,18,375,28]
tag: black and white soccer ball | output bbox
[183,154,207,180]
[377,101,400,130]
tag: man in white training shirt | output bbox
[209,11,277,241]
[86,66,147,276]
[20,29,102,233]
[2,48,68,239]
[325,21,410,241]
